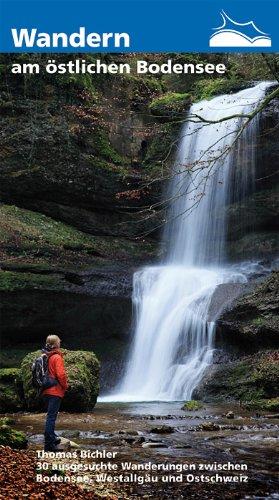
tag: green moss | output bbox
[87,155,129,177]
[244,397,279,412]
[55,72,96,96]
[252,317,265,327]
[193,78,242,101]
[40,467,66,478]
[122,73,163,94]
[0,417,15,425]
[0,271,64,292]
[21,349,100,412]
[198,351,279,405]
[0,204,157,271]
[0,424,27,449]
[149,92,191,120]
[0,204,100,248]
[1,262,56,273]
[0,368,23,412]
[182,400,204,411]
[251,354,279,396]
[221,359,267,401]
[0,368,20,380]
[91,129,128,166]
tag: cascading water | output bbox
[101,82,273,402]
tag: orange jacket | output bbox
[42,350,68,398]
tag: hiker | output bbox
[42,334,68,452]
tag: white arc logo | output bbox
[210,10,271,47]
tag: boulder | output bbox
[21,349,100,412]
[182,400,204,411]
[0,368,24,413]
[207,283,248,322]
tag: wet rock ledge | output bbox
[194,271,279,411]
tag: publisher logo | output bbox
[210,10,272,47]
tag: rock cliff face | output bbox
[0,54,278,399]
[0,54,180,365]
[202,92,279,409]
[0,56,167,241]
[217,271,279,348]
[225,96,279,261]
[195,271,279,409]
[1,69,277,265]
[193,351,279,411]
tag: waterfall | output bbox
[101,82,273,402]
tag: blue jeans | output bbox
[44,395,61,451]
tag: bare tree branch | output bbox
[116,83,279,238]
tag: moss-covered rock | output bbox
[193,78,244,101]
[182,400,204,411]
[0,368,24,412]
[63,350,100,411]
[149,92,191,121]
[0,419,27,449]
[252,352,279,395]
[0,270,65,293]
[194,351,279,407]
[20,349,100,412]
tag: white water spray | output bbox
[102,82,273,402]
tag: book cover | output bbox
[0,1,278,498]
